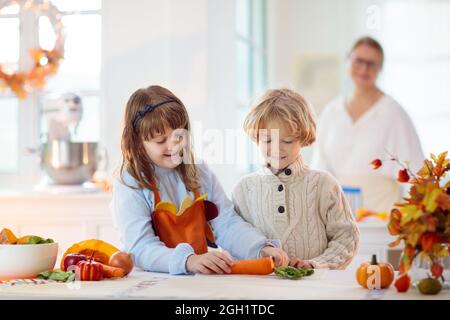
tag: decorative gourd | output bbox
[76,260,104,281]
[356,254,395,289]
[108,251,133,275]
[60,239,119,269]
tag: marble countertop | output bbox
[0,268,448,300]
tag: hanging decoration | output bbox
[0,0,65,99]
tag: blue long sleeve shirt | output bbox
[111,162,280,275]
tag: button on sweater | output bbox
[232,157,360,269]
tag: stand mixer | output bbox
[33,92,105,194]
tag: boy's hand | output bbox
[186,251,233,274]
[260,246,289,267]
[289,257,313,269]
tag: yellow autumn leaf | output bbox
[430,153,438,163]
[417,159,433,178]
[438,245,449,258]
[400,205,423,226]
[422,186,441,212]
[406,233,420,248]
[418,251,430,262]
[436,151,449,166]
[409,223,427,234]
[431,243,444,257]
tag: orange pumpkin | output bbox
[60,239,119,270]
[356,254,395,289]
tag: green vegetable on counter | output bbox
[37,270,76,282]
[274,266,314,280]
[27,236,54,244]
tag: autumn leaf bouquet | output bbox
[371,151,450,293]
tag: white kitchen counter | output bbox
[0,268,448,300]
[0,190,120,265]
[0,189,403,269]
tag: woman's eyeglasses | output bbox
[350,57,380,70]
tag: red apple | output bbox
[63,253,87,271]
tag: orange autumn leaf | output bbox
[388,237,402,248]
[387,209,402,235]
[425,215,438,232]
[408,185,425,204]
[417,159,434,179]
[430,151,450,177]
[404,244,416,258]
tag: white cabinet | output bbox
[347,220,403,270]
[0,191,120,265]
[0,190,403,270]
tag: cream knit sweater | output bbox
[232,157,360,269]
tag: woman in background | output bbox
[312,36,424,213]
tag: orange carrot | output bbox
[230,257,274,275]
[101,263,125,278]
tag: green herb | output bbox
[28,236,44,244]
[37,270,75,282]
[27,236,54,244]
[274,266,314,280]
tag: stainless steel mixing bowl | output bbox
[40,141,99,185]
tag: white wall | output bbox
[100,0,388,192]
[266,0,372,163]
[102,0,239,194]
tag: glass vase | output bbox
[411,244,450,289]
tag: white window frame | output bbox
[235,0,268,174]
[0,5,102,188]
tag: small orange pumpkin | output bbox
[356,254,394,289]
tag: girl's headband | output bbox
[132,98,178,131]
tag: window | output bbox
[235,0,267,172]
[0,1,101,186]
[380,0,450,156]
[0,4,20,173]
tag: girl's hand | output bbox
[260,246,289,267]
[186,251,233,274]
[289,257,313,269]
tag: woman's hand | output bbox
[186,251,233,274]
[289,257,313,269]
[260,246,289,267]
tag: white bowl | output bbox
[0,242,59,280]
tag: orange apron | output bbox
[150,188,218,254]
